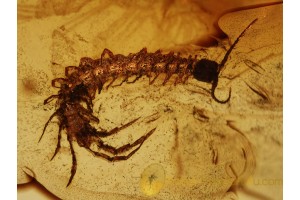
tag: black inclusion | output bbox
[192,59,219,83]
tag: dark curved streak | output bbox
[211,78,231,104]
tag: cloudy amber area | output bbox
[18,0,282,200]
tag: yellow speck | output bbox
[140,163,165,196]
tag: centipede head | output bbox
[192,19,258,104]
[192,59,219,83]
[192,59,230,104]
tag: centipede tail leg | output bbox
[112,128,156,154]
[96,117,141,137]
[97,128,156,155]
[76,118,140,146]
[89,128,156,161]
[50,123,63,160]
[66,135,77,187]
[88,149,118,161]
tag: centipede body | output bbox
[40,18,258,187]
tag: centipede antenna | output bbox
[218,18,258,73]
[211,78,232,104]
[210,18,258,103]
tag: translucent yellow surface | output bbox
[18,0,282,199]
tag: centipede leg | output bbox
[39,110,60,142]
[182,74,190,84]
[79,95,94,112]
[174,75,183,86]
[162,73,172,85]
[105,76,117,89]
[149,73,160,85]
[65,66,79,77]
[44,95,59,105]
[66,135,77,187]
[77,107,99,123]
[112,75,129,87]
[97,117,140,137]
[126,75,142,84]
[100,128,156,155]
[76,117,142,149]
[79,57,95,68]
[97,82,103,94]
[137,47,147,55]
[100,48,114,64]
[52,78,68,88]
[50,123,63,160]
[90,128,156,161]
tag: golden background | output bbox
[18,0,282,199]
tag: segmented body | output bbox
[63,46,229,105]
[65,48,197,100]
[40,19,258,187]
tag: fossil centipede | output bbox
[40,18,257,187]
